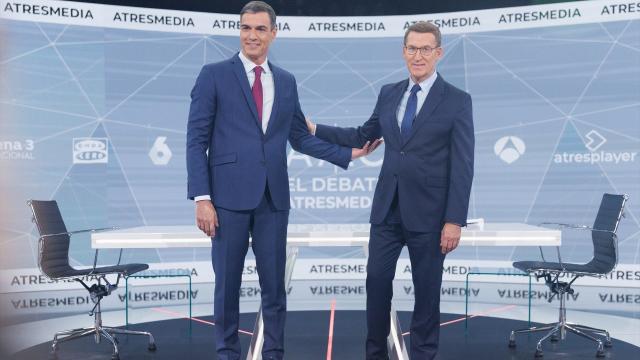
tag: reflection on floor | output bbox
[2,280,639,359]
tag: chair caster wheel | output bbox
[508,339,516,348]
[596,350,605,358]
[148,343,157,351]
[550,334,559,342]
[534,349,544,358]
[49,345,58,359]
[604,340,612,348]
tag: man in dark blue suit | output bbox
[186,2,377,359]
[307,22,474,359]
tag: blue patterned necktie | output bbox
[401,84,421,141]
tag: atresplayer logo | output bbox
[584,130,607,152]
[494,136,526,164]
[553,129,637,165]
[72,138,108,164]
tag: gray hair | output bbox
[240,1,276,29]
[404,21,441,47]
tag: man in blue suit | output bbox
[186,2,377,359]
[307,22,474,359]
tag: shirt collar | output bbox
[239,51,271,75]
[407,70,437,93]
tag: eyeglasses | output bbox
[404,46,438,56]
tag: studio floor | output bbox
[3,280,639,360]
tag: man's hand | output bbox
[351,139,383,160]
[196,200,219,237]
[305,117,316,134]
[440,222,461,254]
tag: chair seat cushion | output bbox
[49,263,149,278]
[513,261,605,274]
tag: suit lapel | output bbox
[265,61,281,137]
[403,74,445,146]
[231,54,261,129]
[388,79,408,146]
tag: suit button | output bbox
[400,151,405,156]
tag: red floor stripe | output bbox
[401,304,518,336]
[326,299,336,360]
[150,307,254,336]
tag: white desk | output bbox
[92,223,560,360]
[92,223,561,249]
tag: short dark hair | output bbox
[240,1,276,29]
[404,21,441,47]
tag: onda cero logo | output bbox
[72,138,108,164]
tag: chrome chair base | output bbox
[50,304,156,360]
[508,293,611,358]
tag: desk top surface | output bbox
[91,223,561,248]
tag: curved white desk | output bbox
[92,223,560,248]
[91,223,560,360]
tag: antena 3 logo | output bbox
[494,136,526,164]
[73,138,108,164]
[554,130,637,165]
[0,139,35,160]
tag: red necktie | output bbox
[252,66,263,122]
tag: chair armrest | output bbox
[536,223,577,269]
[39,227,120,273]
[538,222,591,230]
[537,223,618,271]
[538,223,617,236]
[38,227,119,239]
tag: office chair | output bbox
[508,193,628,358]
[28,200,156,360]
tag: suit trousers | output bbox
[211,189,289,360]
[366,192,446,360]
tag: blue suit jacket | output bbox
[187,53,351,211]
[315,74,474,232]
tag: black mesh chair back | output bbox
[586,193,627,274]
[28,200,74,279]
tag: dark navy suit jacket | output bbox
[187,53,351,211]
[315,74,474,232]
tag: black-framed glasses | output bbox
[404,46,438,56]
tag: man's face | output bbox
[402,31,443,83]
[240,12,277,64]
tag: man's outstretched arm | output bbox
[289,78,381,166]
[308,90,384,148]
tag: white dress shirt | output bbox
[238,51,275,134]
[195,52,275,202]
[396,71,438,129]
